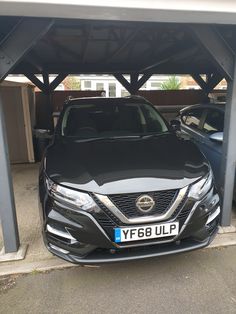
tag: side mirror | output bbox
[34,129,53,140]
[42,129,53,140]
[170,119,181,131]
[209,132,223,143]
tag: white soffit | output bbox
[1,0,236,24]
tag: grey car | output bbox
[174,104,226,193]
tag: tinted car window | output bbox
[61,102,168,138]
[181,108,203,129]
[202,109,224,134]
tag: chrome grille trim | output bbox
[94,186,189,224]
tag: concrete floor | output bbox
[1,246,236,314]
[0,163,51,263]
[0,163,236,272]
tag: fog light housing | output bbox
[206,206,220,225]
[49,243,69,254]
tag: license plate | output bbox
[114,222,179,243]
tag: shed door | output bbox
[1,86,28,163]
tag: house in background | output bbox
[79,74,181,97]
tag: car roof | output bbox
[63,95,150,108]
[180,103,225,113]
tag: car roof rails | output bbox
[125,95,147,101]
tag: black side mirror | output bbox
[42,129,53,140]
[170,119,181,131]
[34,129,53,140]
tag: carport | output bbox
[1,1,236,256]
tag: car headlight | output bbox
[188,169,213,200]
[45,176,96,210]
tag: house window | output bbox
[96,83,104,90]
[84,81,91,89]
[151,82,161,89]
[121,90,130,97]
[109,83,116,97]
[203,109,224,134]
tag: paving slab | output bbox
[1,246,236,314]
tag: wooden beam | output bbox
[191,74,208,91]
[49,73,68,91]
[24,72,46,93]
[13,61,216,75]
[206,72,223,92]
[42,72,50,93]
[114,72,153,94]
[130,72,139,94]
[113,73,132,94]
[190,25,234,81]
[136,73,153,90]
[0,17,54,81]
[141,46,198,73]
[25,72,68,93]
[192,72,223,94]
[81,25,93,63]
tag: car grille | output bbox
[96,215,117,228]
[93,196,121,226]
[108,189,178,218]
[91,188,192,244]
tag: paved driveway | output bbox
[1,246,236,314]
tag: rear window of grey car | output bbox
[181,108,203,129]
[61,102,168,138]
[202,109,224,134]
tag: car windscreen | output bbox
[61,102,169,139]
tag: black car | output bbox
[39,96,220,264]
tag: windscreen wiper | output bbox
[74,135,140,142]
[140,132,170,139]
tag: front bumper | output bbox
[39,181,220,264]
[46,231,217,264]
